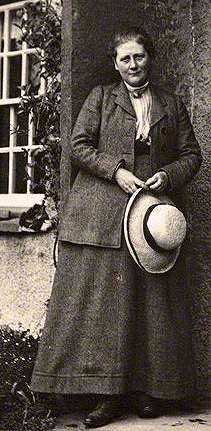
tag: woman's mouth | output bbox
[129,71,141,76]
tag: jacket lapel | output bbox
[111,81,168,127]
[150,86,167,129]
[112,81,136,117]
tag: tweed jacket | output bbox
[59,81,202,248]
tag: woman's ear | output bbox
[114,59,119,71]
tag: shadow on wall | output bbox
[71,0,194,123]
[188,162,211,398]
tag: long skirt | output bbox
[31,154,195,399]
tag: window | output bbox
[0,0,45,212]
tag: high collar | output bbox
[111,80,168,128]
[124,80,149,92]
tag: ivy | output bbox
[16,0,62,221]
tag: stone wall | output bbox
[70,0,193,122]
[61,0,211,398]
[187,0,211,397]
[0,232,55,337]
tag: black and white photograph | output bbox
[0,1,210,430]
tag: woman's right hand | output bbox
[114,168,149,194]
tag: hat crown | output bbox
[124,190,187,274]
[147,204,187,251]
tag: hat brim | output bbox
[124,189,181,274]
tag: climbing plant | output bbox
[17,0,62,222]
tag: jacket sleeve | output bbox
[160,96,202,191]
[70,86,125,181]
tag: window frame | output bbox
[0,0,45,212]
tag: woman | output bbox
[31,27,202,428]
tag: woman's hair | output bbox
[108,26,154,59]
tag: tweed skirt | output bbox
[31,155,195,399]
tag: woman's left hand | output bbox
[145,171,169,192]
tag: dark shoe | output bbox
[135,393,164,419]
[83,396,124,428]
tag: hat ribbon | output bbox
[143,203,175,254]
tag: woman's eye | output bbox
[136,55,145,60]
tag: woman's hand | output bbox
[145,171,169,192]
[115,168,149,194]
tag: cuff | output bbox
[158,169,171,191]
[112,160,126,180]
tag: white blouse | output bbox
[124,81,152,143]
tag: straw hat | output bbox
[124,189,187,273]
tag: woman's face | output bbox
[114,39,150,87]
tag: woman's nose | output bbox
[130,58,138,69]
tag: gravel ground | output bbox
[53,408,211,430]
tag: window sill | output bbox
[0,194,44,213]
[0,218,55,234]
[0,194,49,233]
[0,218,21,233]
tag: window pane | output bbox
[9,55,21,98]
[16,110,29,147]
[31,148,45,193]
[0,106,10,147]
[28,54,41,94]
[0,57,3,98]
[0,153,8,193]
[14,151,27,193]
[10,9,22,52]
[0,13,3,53]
